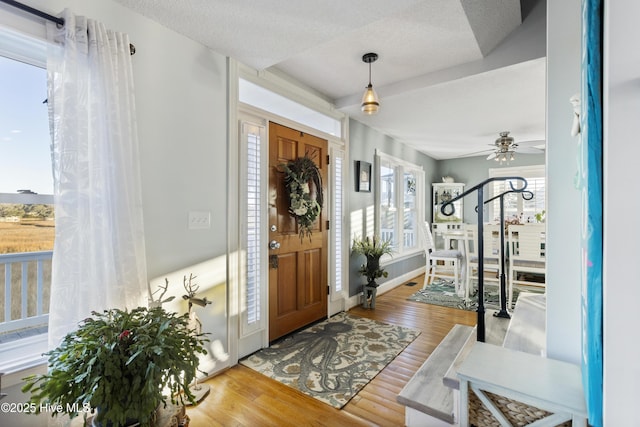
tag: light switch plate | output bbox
[188,211,211,229]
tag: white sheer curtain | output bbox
[46,10,147,348]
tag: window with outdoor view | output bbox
[0,52,54,342]
[489,165,546,224]
[376,151,424,255]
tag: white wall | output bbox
[545,0,582,365]
[15,0,230,280]
[603,1,640,423]
[0,3,229,424]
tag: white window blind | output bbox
[489,165,545,223]
[240,121,266,335]
[332,150,344,294]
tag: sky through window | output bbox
[0,55,51,194]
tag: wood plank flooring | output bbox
[186,275,479,426]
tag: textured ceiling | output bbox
[113,0,546,160]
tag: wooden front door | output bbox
[268,122,328,341]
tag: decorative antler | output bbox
[183,273,199,298]
[148,278,176,308]
[182,273,211,311]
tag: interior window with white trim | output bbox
[489,165,546,223]
[376,152,424,255]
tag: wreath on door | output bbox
[282,155,323,240]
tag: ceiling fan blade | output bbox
[453,148,494,158]
[486,152,497,160]
[466,148,492,156]
[517,146,545,154]
[517,139,546,147]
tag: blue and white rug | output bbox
[240,312,420,408]
[408,279,522,311]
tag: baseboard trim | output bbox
[346,267,425,310]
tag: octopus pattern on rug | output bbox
[240,312,421,408]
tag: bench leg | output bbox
[459,379,469,427]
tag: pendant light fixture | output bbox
[361,52,380,115]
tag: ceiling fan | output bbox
[478,131,545,163]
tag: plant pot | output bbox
[91,416,141,427]
[366,255,380,276]
[364,256,383,284]
[91,406,155,427]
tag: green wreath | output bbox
[282,155,323,240]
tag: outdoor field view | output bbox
[1,52,53,331]
[0,204,55,254]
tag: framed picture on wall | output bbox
[356,161,371,192]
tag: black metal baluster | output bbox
[440,176,529,342]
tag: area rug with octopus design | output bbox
[239,312,421,408]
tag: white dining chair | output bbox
[464,224,503,301]
[507,224,546,309]
[420,221,464,294]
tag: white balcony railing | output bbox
[0,251,52,335]
[380,229,417,250]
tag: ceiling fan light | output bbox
[361,84,380,115]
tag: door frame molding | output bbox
[229,61,349,360]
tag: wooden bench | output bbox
[397,324,474,426]
[398,292,550,426]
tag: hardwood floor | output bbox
[186,275,478,426]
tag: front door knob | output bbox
[269,240,281,250]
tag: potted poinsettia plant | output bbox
[352,235,393,287]
[22,306,208,427]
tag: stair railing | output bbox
[479,189,534,319]
[440,177,528,342]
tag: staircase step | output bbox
[502,292,546,356]
[397,324,474,424]
[442,326,477,390]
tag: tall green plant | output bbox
[22,306,208,426]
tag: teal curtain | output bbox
[580,0,603,425]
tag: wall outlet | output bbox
[188,211,211,230]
